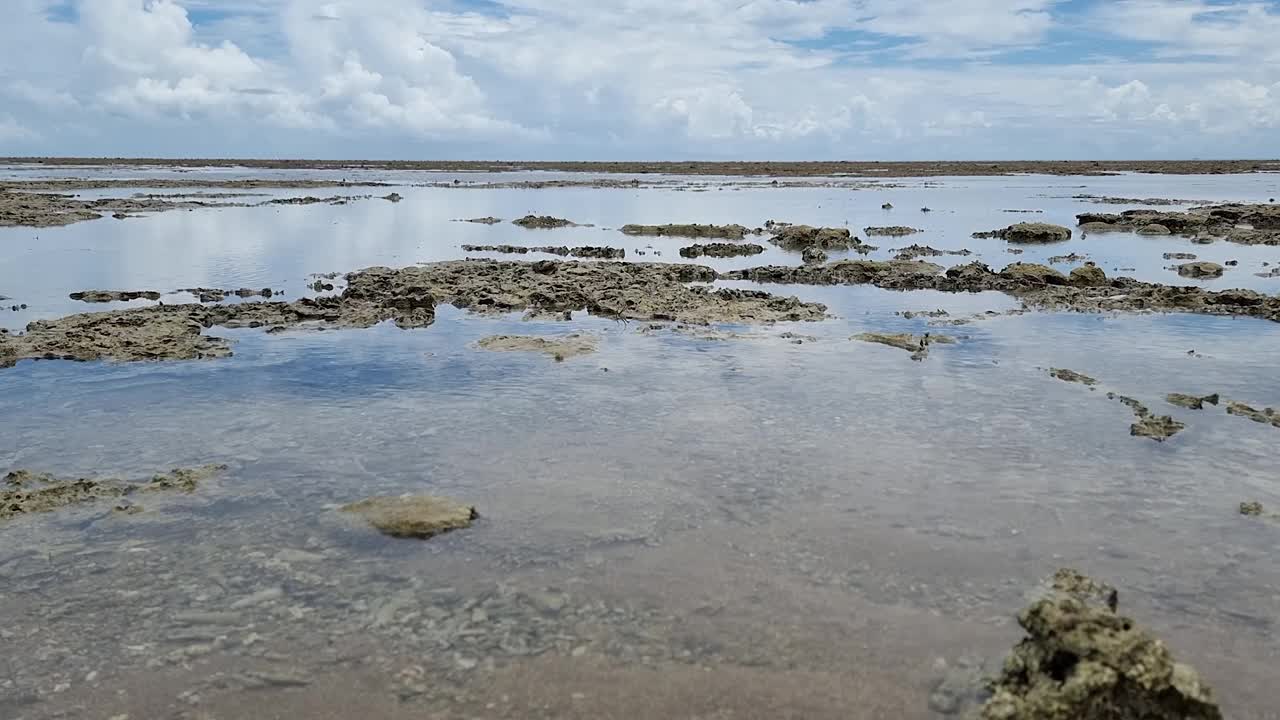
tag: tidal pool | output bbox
[1,168,1278,719]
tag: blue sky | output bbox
[1,0,1279,159]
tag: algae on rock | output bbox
[341,495,478,539]
[1,465,226,520]
[980,568,1222,720]
[1049,368,1098,386]
[1166,393,1220,410]
[474,334,599,361]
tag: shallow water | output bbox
[2,169,1280,719]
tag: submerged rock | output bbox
[1225,401,1280,427]
[853,332,955,361]
[460,216,502,224]
[1166,393,1219,410]
[1105,393,1186,442]
[70,290,161,303]
[1049,368,1097,386]
[973,223,1072,244]
[341,495,477,539]
[980,568,1222,720]
[1239,501,1264,517]
[474,334,598,361]
[620,223,752,239]
[176,287,275,302]
[678,242,765,259]
[1,465,225,520]
[1131,413,1186,442]
[1047,253,1088,265]
[1163,253,1197,260]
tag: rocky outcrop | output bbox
[678,243,765,259]
[70,290,162,303]
[0,261,828,369]
[513,215,578,229]
[1176,262,1224,279]
[462,244,625,259]
[980,569,1221,720]
[2,465,225,520]
[973,223,1072,243]
[620,223,753,239]
[864,226,922,237]
[768,225,877,253]
[1077,204,1280,245]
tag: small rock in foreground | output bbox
[980,568,1222,720]
[341,495,477,539]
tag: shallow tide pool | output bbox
[2,169,1279,720]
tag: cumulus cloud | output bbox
[0,0,1277,157]
[1092,0,1280,62]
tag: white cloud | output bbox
[1093,1,1280,62]
[280,0,537,138]
[858,0,1060,57]
[0,0,1276,157]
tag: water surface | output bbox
[2,169,1279,719]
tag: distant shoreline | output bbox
[2,158,1277,177]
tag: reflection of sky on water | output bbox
[4,302,1278,545]
[3,171,1280,330]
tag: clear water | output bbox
[1,170,1279,719]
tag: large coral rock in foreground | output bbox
[981,569,1221,720]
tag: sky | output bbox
[1,0,1278,160]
